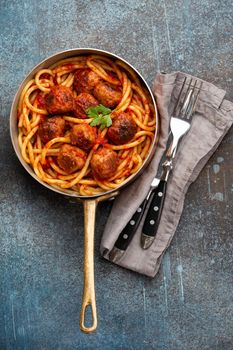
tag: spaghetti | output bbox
[17,55,157,196]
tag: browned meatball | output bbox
[73,68,101,94]
[38,116,65,144]
[45,85,74,114]
[90,147,118,179]
[70,124,97,151]
[57,144,87,173]
[107,112,137,145]
[93,82,122,108]
[73,93,99,119]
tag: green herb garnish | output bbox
[87,104,112,130]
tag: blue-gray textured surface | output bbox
[0,0,233,349]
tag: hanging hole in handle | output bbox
[80,301,97,334]
[84,304,94,328]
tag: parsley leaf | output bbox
[105,114,112,127]
[89,115,102,126]
[87,104,112,130]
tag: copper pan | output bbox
[10,48,159,333]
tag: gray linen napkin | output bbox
[100,72,233,277]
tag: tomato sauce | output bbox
[63,63,74,70]
[124,169,131,177]
[94,136,108,146]
[42,158,52,170]
[39,115,46,123]
[40,73,50,80]
[37,94,46,109]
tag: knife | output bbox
[140,160,171,249]
[108,177,160,263]
[109,129,181,262]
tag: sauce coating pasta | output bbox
[17,55,157,196]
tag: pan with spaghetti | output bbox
[10,48,159,333]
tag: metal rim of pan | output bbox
[10,47,159,199]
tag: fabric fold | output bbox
[100,71,233,278]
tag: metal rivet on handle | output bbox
[158,192,163,197]
[154,206,159,211]
[130,220,135,225]
[150,220,155,225]
[123,234,128,239]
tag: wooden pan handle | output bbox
[80,199,97,333]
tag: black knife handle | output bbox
[142,180,167,238]
[114,196,150,251]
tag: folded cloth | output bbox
[100,72,233,278]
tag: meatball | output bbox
[57,144,87,173]
[90,147,118,179]
[45,85,74,114]
[73,68,101,94]
[93,82,122,108]
[70,124,96,151]
[73,93,99,119]
[38,116,65,144]
[107,112,137,145]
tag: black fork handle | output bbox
[141,180,167,249]
[113,194,152,251]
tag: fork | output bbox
[140,77,202,249]
[109,77,202,262]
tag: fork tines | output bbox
[174,77,203,119]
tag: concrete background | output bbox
[0,0,232,349]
